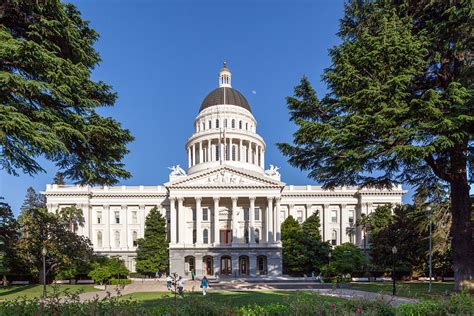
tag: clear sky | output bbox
[1,0,417,215]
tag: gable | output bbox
[165,166,284,189]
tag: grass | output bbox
[0,284,99,301]
[350,281,454,298]
[121,290,346,308]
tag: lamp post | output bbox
[392,246,397,296]
[427,206,433,294]
[41,247,47,299]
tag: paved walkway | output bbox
[77,280,418,306]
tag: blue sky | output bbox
[2,0,418,215]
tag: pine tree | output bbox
[135,207,169,275]
[53,172,65,185]
[20,187,45,213]
[278,1,473,291]
[0,198,19,285]
[302,212,321,239]
[0,0,133,184]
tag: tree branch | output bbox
[425,154,453,182]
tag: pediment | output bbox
[165,166,284,189]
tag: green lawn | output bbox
[0,284,99,301]
[121,290,346,308]
[350,282,454,298]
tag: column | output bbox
[196,197,202,244]
[323,204,330,242]
[239,139,243,162]
[288,204,295,219]
[259,146,263,167]
[306,204,313,221]
[139,204,145,238]
[198,142,202,164]
[249,197,256,243]
[104,204,111,249]
[188,148,191,168]
[213,197,220,244]
[229,138,233,160]
[178,197,185,244]
[207,139,211,163]
[122,204,128,249]
[274,198,281,242]
[267,198,273,243]
[340,204,347,244]
[261,148,265,169]
[231,197,238,245]
[191,144,195,166]
[169,198,177,244]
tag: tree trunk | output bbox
[450,176,473,292]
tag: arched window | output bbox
[232,145,236,161]
[239,120,242,129]
[255,228,260,244]
[114,231,120,248]
[203,229,209,244]
[132,230,138,247]
[216,119,220,128]
[97,231,102,248]
[331,230,337,246]
[231,119,235,128]
[208,120,212,129]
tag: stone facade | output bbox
[42,63,405,277]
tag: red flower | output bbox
[331,304,336,310]
[356,308,364,313]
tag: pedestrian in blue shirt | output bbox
[201,276,209,295]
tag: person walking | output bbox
[177,276,184,296]
[166,275,172,290]
[201,276,209,296]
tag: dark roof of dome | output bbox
[199,87,251,113]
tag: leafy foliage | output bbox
[57,205,84,232]
[278,0,473,290]
[88,256,129,285]
[0,0,133,184]
[16,207,93,281]
[0,198,19,282]
[325,243,368,276]
[135,207,169,275]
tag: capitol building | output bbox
[43,63,405,277]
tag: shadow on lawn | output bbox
[0,285,37,298]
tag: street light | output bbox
[41,247,47,299]
[392,246,397,296]
[427,206,433,294]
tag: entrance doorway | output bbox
[204,256,213,275]
[220,256,232,275]
[239,256,249,275]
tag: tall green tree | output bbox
[278,1,473,291]
[0,198,19,284]
[0,0,133,184]
[328,243,368,276]
[301,213,331,274]
[135,207,168,275]
[20,186,44,213]
[16,207,93,281]
[281,215,306,275]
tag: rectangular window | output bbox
[348,210,354,224]
[203,208,209,221]
[243,208,249,221]
[97,211,102,224]
[192,208,196,221]
[297,210,303,223]
[193,229,196,244]
[331,210,338,223]
[280,210,285,221]
[132,211,138,224]
[115,211,120,224]
[216,145,220,161]
[254,208,260,221]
